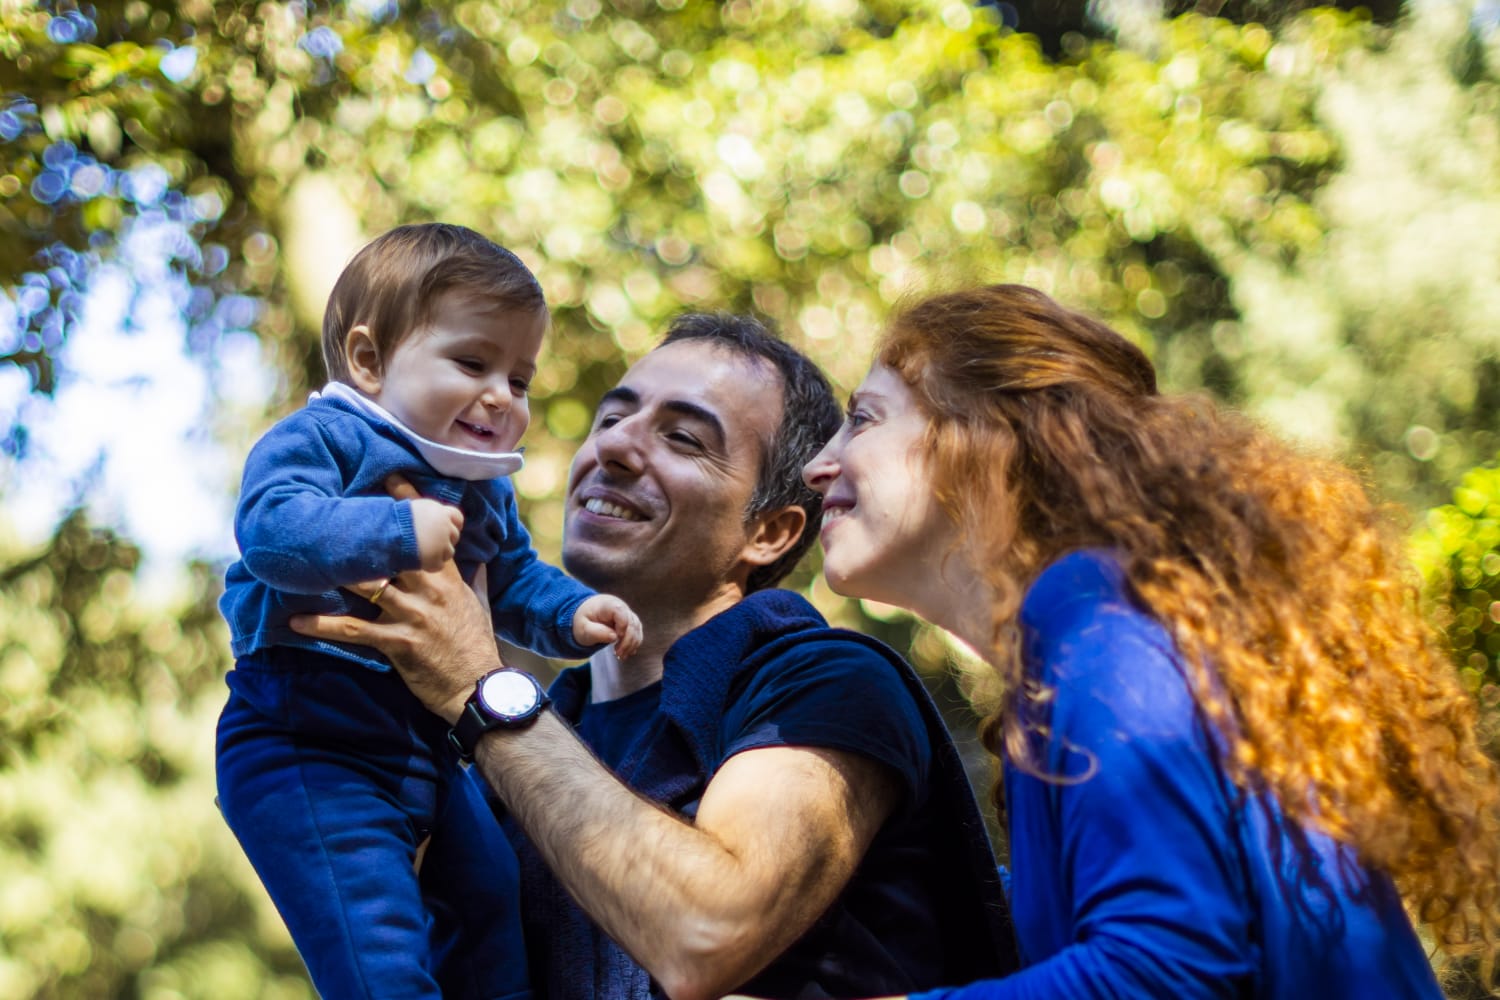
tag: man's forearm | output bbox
[282,555,894,997]
[470,712,890,1000]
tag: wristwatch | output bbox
[448,667,550,762]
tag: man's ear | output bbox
[740,505,808,570]
[345,325,384,395]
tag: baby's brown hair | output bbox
[321,223,546,383]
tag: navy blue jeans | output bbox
[216,649,529,999]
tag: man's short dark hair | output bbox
[659,313,843,592]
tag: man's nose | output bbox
[592,415,644,472]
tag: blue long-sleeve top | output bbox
[914,550,1442,1000]
[219,391,598,670]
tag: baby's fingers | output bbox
[614,612,643,658]
[384,473,423,501]
[572,615,619,648]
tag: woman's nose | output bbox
[802,440,837,494]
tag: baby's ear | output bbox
[345,325,384,394]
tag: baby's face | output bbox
[370,292,545,454]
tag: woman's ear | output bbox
[345,326,383,395]
[741,505,808,569]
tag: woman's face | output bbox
[802,364,959,609]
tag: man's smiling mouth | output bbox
[584,498,644,521]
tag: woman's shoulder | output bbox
[1019,549,1198,735]
[1020,549,1144,639]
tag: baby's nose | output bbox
[482,383,510,410]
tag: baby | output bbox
[215,223,639,999]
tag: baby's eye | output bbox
[455,357,484,373]
[510,377,530,395]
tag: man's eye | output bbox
[596,414,622,429]
[667,430,702,449]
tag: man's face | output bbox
[562,339,784,612]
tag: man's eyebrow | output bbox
[596,387,726,446]
[599,386,639,408]
[661,400,726,446]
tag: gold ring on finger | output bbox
[369,578,395,605]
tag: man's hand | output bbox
[411,496,464,570]
[289,475,498,723]
[572,594,644,657]
[290,560,498,723]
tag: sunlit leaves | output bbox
[1413,461,1500,753]
[3,0,1500,992]
[0,515,309,997]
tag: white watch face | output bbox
[478,671,540,718]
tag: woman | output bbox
[801,284,1500,998]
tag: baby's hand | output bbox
[411,497,464,570]
[572,594,643,658]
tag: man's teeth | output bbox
[585,498,643,521]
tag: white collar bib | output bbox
[313,381,525,481]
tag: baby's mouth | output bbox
[454,420,512,451]
[457,420,495,441]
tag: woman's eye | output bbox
[847,409,871,429]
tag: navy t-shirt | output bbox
[575,681,663,769]
[574,638,947,996]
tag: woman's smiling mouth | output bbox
[820,500,853,529]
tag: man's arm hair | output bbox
[473,715,901,1000]
[284,543,901,999]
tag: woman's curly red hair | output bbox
[879,284,1500,975]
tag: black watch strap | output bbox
[447,668,549,762]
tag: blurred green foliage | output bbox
[2,0,1500,994]
[0,513,311,998]
[1413,460,1500,757]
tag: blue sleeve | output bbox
[922,596,1256,999]
[482,482,599,661]
[721,637,931,808]
[234,411,421,593]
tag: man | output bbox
[294,315,1016,999]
